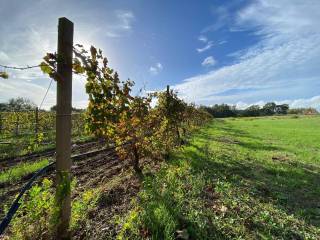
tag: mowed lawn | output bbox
[121,115,320,239]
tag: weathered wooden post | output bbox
[0,113,2,134]
[55,17,73,239]
[35,107,39,134]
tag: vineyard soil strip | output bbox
[0,138,101,165]
[0,141,131,235]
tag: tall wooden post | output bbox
[166,85,170,114]
[0,113,2,134]
[35,107,39,134]
[55,17,73,239]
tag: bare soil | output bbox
[1,140,163,239]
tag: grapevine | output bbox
[40,44,212,175]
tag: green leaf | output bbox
[40,62,53,75]
[0,72,9,79]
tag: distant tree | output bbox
[262,102,276,115]
[288,107,319,115]
[0,98,36,112]
[243,105,261,116]
[201,102,293,118]
[202,104,236,118]
[275,104,289,114]
[50,105,84,112]
[0,103,9,112]
[303,108,319,115]
[50,105,57,111]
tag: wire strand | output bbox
[39,78,53,110]
[0,64,47,70]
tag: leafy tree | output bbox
[243,105,261,117]
[202,102,292,118]
[275,104,289,114]
[0,103,9,111]
[0,98,36,112]
[262,102,276,115]
[201,104,236,118]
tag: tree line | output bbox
[0,97,84,112]
[200,103,319,118]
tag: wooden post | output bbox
[35,107,39,134]
[55,17,73,239]
[166,85,170,114]
[0,113,2,134]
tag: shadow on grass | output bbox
[139,177,227,239]
[176,122,320,228]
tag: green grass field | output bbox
[120,115,320,239]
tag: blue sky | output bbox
[0,0,319,109]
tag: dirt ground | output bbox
[1,139,163,239]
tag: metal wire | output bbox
[39,79,54,110]
[0,64,48,70]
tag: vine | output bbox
[40,44,211,175]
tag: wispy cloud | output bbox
[196,41,214,53]
[115,10,135,30]
[201,56,216,67]
[149,63,163,75]
[198,35,208,43]
[202,5,230,33]
[175,0,320,109]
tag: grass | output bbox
[0,158,49,184]
[119,115,320,239]
[6,178,99,239]
[0,132,93,159]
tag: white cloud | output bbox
[235,96,320,110]
[0,78,56,107]
[219,40,227,45]
[202,5,230,33]
[201,56,216,67]
[114,10,135,31]
[175,0,320,109]
[196,41,214,53]
[149,62,163,75]
[0,0,135,109]
[198,35,208,42]
[284,96,320,109]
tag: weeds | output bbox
[0,158,49,184]
[6,178,99,239]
